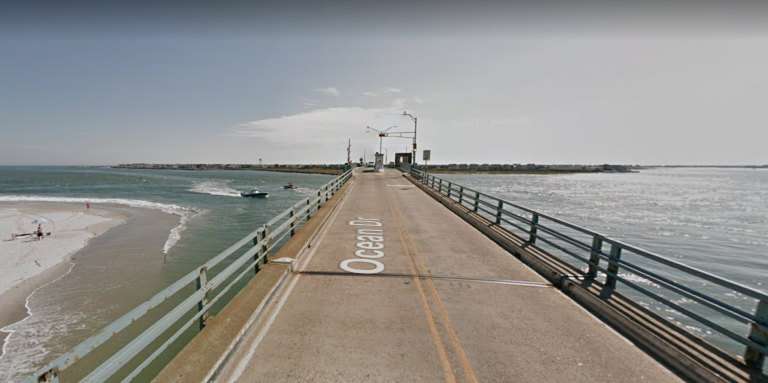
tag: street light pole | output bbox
[402,112,417,164]
[366,125,396,156]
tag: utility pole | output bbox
[403,112,418,164]
[347,139,351,166]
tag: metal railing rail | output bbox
[26,169,353,383]
[401,164,767,375]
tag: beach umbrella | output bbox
[31,218,48,225]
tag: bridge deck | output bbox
[214,169,683,383]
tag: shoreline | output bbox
[0,202,131,359]
[110,166,344,175]
[0,261,72,357]
[0,203,179,363]
[0,202,130,297]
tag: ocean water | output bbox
[440,168,768,358]
[0,166,336,381]
[1,166,766,379]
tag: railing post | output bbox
[458,186,464,205]
[605,243,622,291]
[495,200,503,224]
[196,266,209,330]
[325,185,329,202]
[290,208,296,236]
[37,368,60,383]
[447,182,452,199]
[528,213,539,243]
[745,299,768,376]
[473,192,480,213]
[438,178,443,194]
[306,198,311,221]
[262,224,269,265]
[587,236,603,279]
[253,230,261,274]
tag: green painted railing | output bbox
[25,169,353,383]
[402,163,767,379]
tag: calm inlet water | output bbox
[0,166,336,381]
[441,168,768,358]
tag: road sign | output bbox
[423,150,431,161]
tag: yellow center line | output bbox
[384,177,480,383]
[381,179,457,383]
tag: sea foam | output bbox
[188,180,242,197]
[0,196,199,254]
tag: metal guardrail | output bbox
[402,164,767,376]
[26,169,353,383]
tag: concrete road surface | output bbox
[214,168,683,383]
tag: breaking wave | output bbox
[0,196,199,254]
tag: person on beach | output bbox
[37,224,44,240]
[87,202,90,210]
[10,231,51,240]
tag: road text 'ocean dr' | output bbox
[341,217,385,274]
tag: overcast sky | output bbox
[1,1,767,165]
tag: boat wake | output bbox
[188,181,242,198]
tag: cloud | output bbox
[362,92,378,97]
[313,87,341,96]
[385,87,402,93]
[392,98,408,108]
[230,101,408,147]
[301,97,320,107]
[412,97,426,104]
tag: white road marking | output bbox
[223,176,358,383]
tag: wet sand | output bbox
[0,202,130,351]
[0,203,179,371]
[0,261,72,357]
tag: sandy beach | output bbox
[0,202,182,381]
[0,203,129,351]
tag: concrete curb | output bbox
[152,175,357,383]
